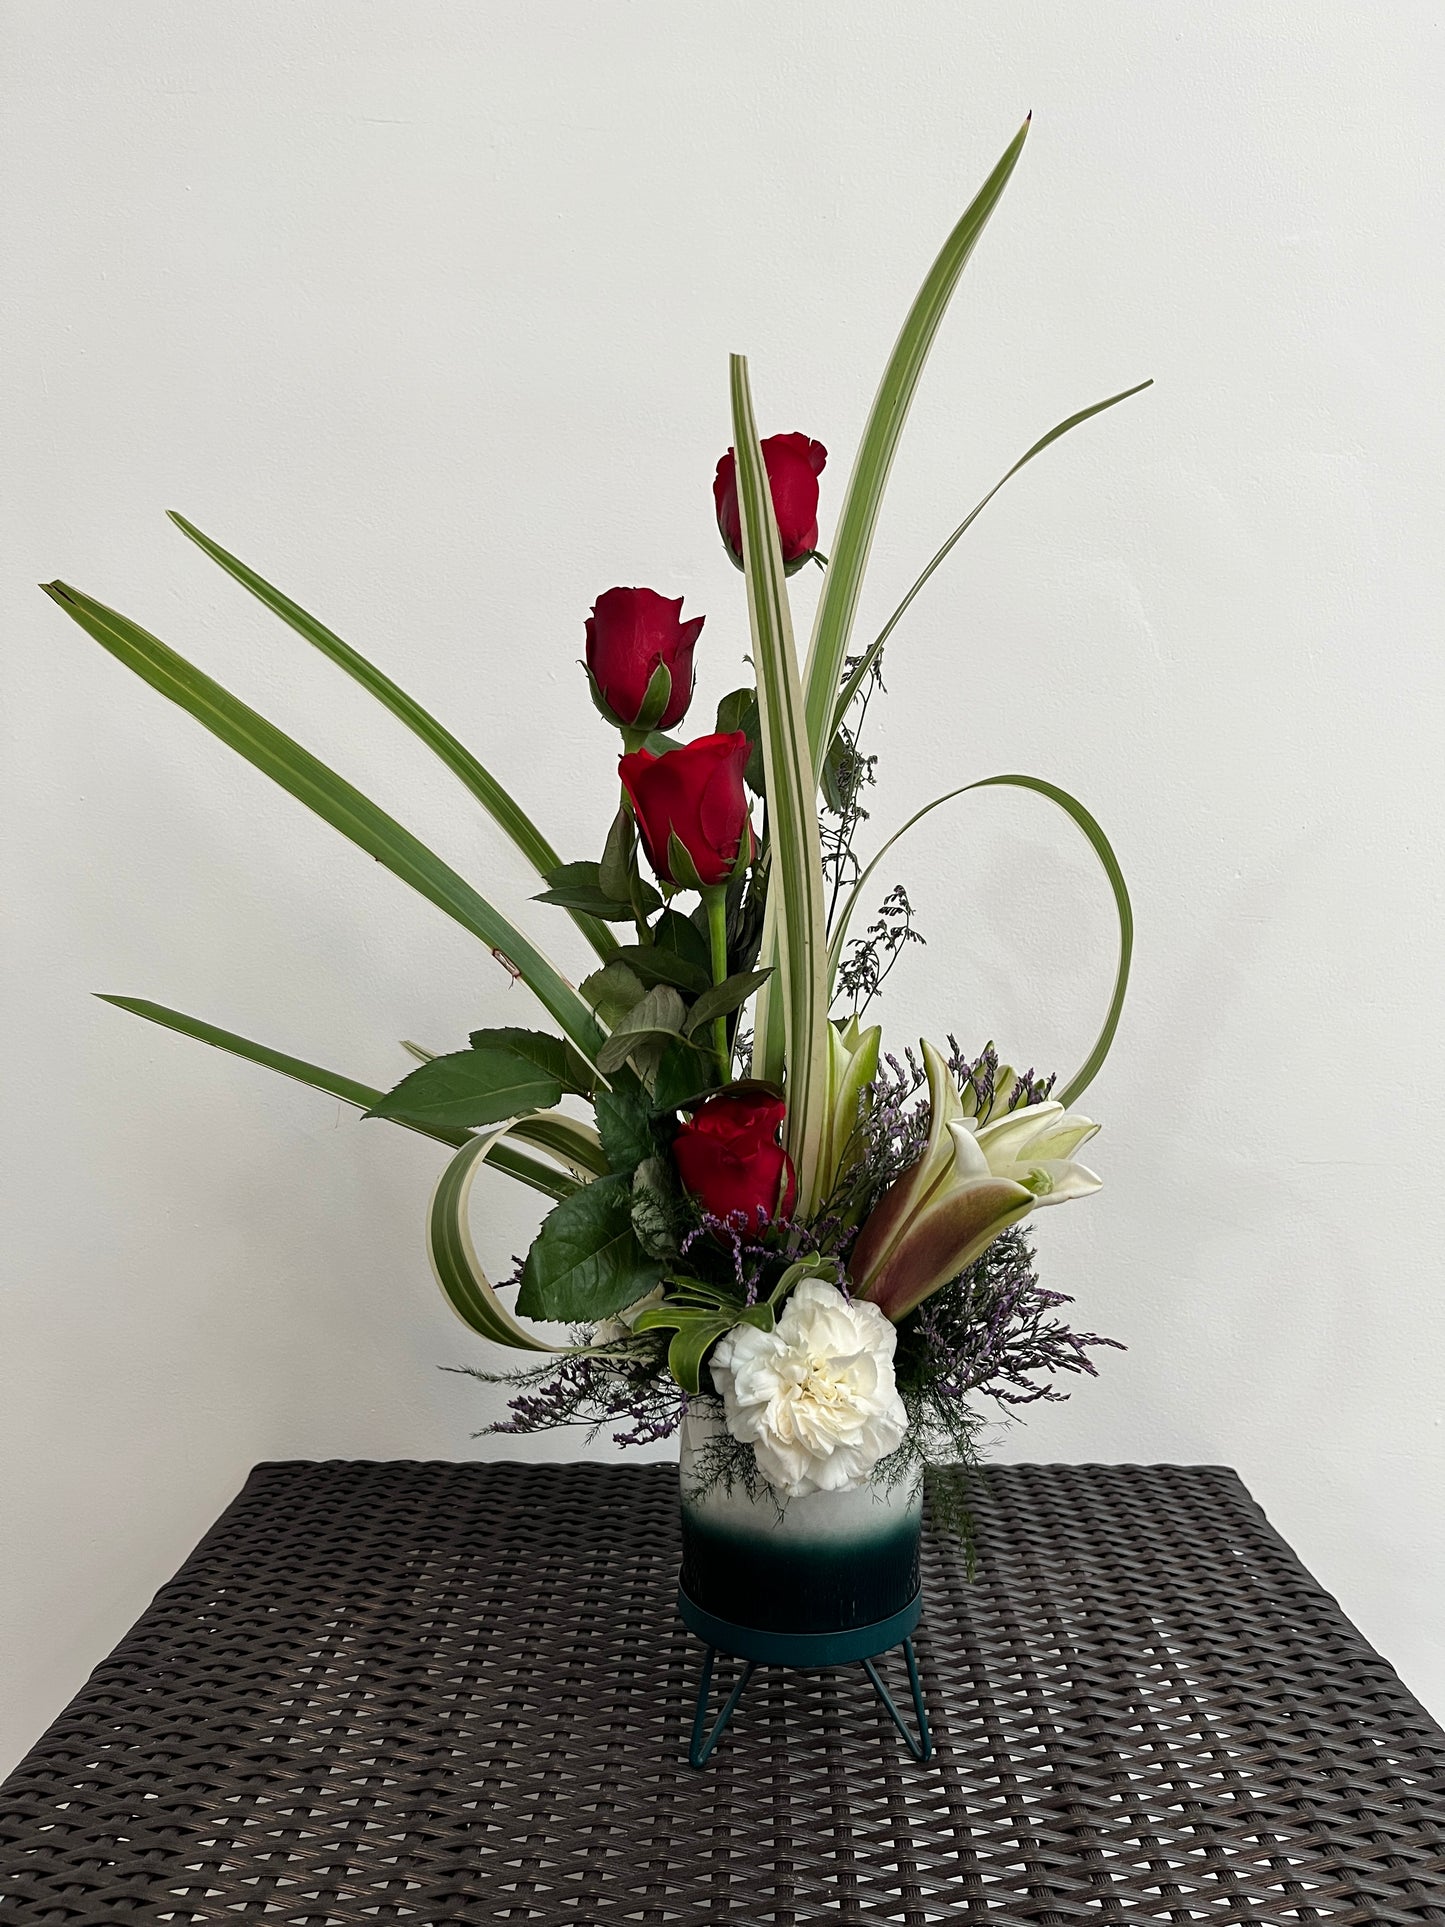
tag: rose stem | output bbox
[615,780,653,947]
[704,887,731,1084]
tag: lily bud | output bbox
[820,1015,882,1195]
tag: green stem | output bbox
[616,784,653,946]
[704,887,732,1085]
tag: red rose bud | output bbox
[672,1087,797,1225]
[584,586,703,732]
[713,432,827,574]
[618,731,751,889]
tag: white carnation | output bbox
[709,1278,909,1499]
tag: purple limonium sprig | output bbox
[902,1227,1123,1409]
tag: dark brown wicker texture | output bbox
[2,1460,1442,1923]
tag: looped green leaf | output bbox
[830,774,1132,1108]
[428,1121,588,1350]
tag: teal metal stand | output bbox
[678,1586,932,1768]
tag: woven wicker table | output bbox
[2,1461,1442,1924]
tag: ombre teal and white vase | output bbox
[674,1299,933,1771]
[678,1401,923,1639]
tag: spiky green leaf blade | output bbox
[829,379,1154,743]
[802,118,1031,768]
[166,513,617,963]
[829,773,1132,1107]
[43,582,603,1061]
[729,355,830,1212]
[96,994,576,1199]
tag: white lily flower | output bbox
[850,1039,1101,1321]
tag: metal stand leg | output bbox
[688,1648,757,1769]
[861,1636,933,1762]
[686,1635,932,1767]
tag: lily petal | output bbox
[847,1038,960,1284]
[1000,1157,1103,1207]
[944,1118,993,1181]
[857,1175,1035,1321]
[1023,1117,1100,1162]
[974,1099,1064,1161]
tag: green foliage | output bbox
[536,859,661,921]
[370,1027,593,1131]
[630,1156,687,1260]
[594,985,686,1076]
[715,687,765,793]
[516,1174,665,1323]
[43,581,604,1059]
[598,807,637,903]
[165,512,617,964]
[608,943,710,994]
[682,967,773,1038]
[649,1036,722,1114]
[579,960,649,1028]
[466,1028,593,1094]
[595,1084,659,1173]
[371,1048,562,1131]
[653,908,712,976]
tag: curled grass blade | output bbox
[429,1124,583,1350]
[829,774,1132,1107]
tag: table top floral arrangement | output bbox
[44,119,1144,1523]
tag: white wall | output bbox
[3,1,1442,1774]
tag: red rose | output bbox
[672,1087,797,1225]
[713,432,827,573]
[584,586,703,732]
[618,732,751,888]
